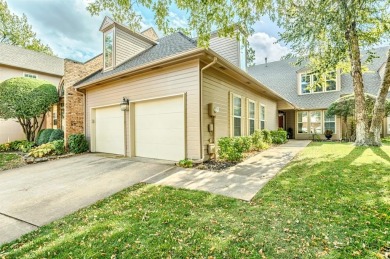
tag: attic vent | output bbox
[219,66,226,70]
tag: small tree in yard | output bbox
[0,77,58,142]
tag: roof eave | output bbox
[75,48,205,89]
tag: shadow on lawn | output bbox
[370,146,390,162]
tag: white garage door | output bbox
[95,105,124,155]
[135,96,184,161]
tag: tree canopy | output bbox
[0,0,52,55]
[0,77,58,141]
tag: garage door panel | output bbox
[135,96,184,161]
[95,106,124,155]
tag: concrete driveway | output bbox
[0,153,173,245]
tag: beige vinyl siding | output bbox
[85,60,201,160]
[0,65,62,85]
[209,36,239,67]
[115,27,153,66]
[202,68,278,159]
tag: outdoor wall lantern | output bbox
[120,97,129,111]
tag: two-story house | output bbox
[248,47,390,140]
[71,16,293,162]
[0,43,64,143]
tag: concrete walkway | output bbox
[146,140,311,201]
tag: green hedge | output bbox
[68,134,89,154]
[217,129,288,162]
[49,129,64,142]
[270,129,288,144]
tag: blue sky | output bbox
[6,0,289,64]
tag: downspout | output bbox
[199,57,217,162]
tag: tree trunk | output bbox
[346,22,367,146]
[368,50,390,146]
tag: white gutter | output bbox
[199,57,218,162]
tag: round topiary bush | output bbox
[37,129,54,145]
[49,129,64,142]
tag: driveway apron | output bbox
[0,153,172,245]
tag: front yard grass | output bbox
[1,142,389,258]
[0,153,24,171]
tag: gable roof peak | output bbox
[99,16,115,32]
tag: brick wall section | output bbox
[63,55,103,142]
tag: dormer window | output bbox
[104,29,114,69]
[300,71,337,94]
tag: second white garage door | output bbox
[95,105,125,155]
[135,96,185,161]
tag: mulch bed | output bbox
[195,149,268,172]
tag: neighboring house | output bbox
[72,17,293,161]
[248,47,390,140]
[0,43,64,143]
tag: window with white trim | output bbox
[104,29,114,69]
[300,71,337,94]
[310,111,322,134]
[248,100,255,135]
[260,105,265,130]
[324,113,336,133]
[297,111,308,133]
[387,116,390,133]
[233,96,242,136]
[23,73,37,79]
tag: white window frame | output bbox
[297,111,308,134]
[310,110,323,134]
[324,112,336,133]
[103,28,115,70]
[387,116,390,133]
[297,110,337,135]
[232,94,242,137]
[259,104,265,130]
[248,99,255,135]
[23,73,37,79]
[299,71,338,95]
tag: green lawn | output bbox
[1,143,389,258]
[0,153,23,171]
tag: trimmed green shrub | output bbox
[262,129,272,144]
[218,136,252,162]
[37,129,54,145]
[270,129,288,144]
[35,129,44,144]
[49,129,64,142]
[178,159,193,168]
[52,140,65,155]
[68,134,89,154]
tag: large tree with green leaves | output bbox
[274,0,390,146]
[0,0,52,54]
[0,78,58,141]
[87,0,390,145]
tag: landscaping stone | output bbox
[34,157,48,163]
[25,157,34,164]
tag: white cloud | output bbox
[168,12,187,28]
[248,32,290,65]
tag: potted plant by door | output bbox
[324,129,333,140]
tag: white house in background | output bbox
[0,43,64,143]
